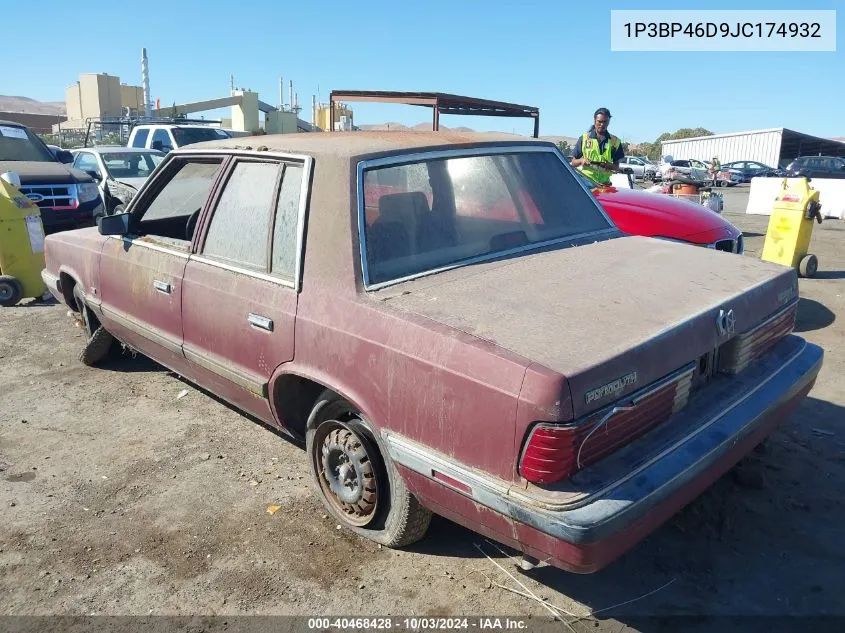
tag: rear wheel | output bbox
[0,275,23,307]
[306,391,432,547]
[73,286,116,366]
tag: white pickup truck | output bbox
[127,124,236,153]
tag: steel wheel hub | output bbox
[314,421,379,527]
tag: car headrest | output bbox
[377,192,431,227]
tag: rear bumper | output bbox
[385,335,822,573]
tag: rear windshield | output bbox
[361,150,612,285]
[0,124,55,162]
[102,152,164,179]
[172,127,231,146]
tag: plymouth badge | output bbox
[585,371,638,405]
[717,308,736,337]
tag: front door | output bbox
[181,156,307,423]
[98,155,226,373]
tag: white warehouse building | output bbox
[661,128,845,169]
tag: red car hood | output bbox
[593,186,738,244]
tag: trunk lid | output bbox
[378,235,798,418]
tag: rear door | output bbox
[97,154,226,374]
[181,154,309,421]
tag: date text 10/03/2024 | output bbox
[623,22,821,39]
[307,618,528,630]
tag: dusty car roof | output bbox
[182,130,556,161]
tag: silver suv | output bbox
[618,156,656,180]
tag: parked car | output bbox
[721,161,785,182]
[575,171,744,253]
[0,120,104,233]
[41,132,822,574]
[716,167,744,187]
[71,146,165,214]
[127,123,233,153]
[659,159,708,182]
[785,155,845,180]
[617,156,656,180]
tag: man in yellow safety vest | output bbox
[570,107,624,185]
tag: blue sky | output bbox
[2,0,840,143]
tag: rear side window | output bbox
[271,164,303,280]
[131,128,149,148]
[151,129,172,152]
[203,161,281,272]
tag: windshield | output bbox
[0,124,56,162]
[361,150,613,285]
[102,152,164,179]
[171,127,231,146]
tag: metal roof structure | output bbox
[661,127,845,167]
[329,90,540,137]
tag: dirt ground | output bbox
[2,194,844,632]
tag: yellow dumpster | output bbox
[0,172,48,306]
[760,177,823,278]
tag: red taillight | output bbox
[519,367,694,485]
[519,425,579,484]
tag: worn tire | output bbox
[112,204,125,215]
[306,390,432,548]
[798,254,818,278]
[73,286,116,366]
[0,275,23,307]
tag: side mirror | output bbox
[98,212,131,236]
[56,150,74,164]
[86,170,102,181]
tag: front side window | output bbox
[72,152,100,176]
[361,150,612,286]
[136,158,224,243]
[203,161,280,272]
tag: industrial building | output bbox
[63,72,145,129]
[661,128,845,168]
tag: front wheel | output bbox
[306,391,432,547]
[73,286,116,366]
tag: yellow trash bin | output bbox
[0,173,48,306]
[760,177,823,278]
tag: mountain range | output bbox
[0,95,66,115]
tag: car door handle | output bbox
[248,313,274,332]
[153,280,172,294]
